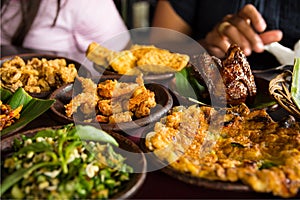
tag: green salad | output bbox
[1,124,133,199]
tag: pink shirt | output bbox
[1,0,129,53]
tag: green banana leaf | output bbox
[174,68,276,109]
[291,58,300,110]
[0,87,55,136]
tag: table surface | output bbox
[1,45,298,199]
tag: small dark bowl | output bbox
[49,76,173,132]
[1,125,147,199]
[0,54,91,99]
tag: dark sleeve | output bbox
[168,0,197,27]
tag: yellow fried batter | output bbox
[85,42,190,75]
[146,104,300,198]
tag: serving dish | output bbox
[140,104,300,198]
[0,54,91,98]
[49,76,173,132]
[1,125,147,199]
[0,87,55,137]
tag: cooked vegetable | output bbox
[1,124,133,199]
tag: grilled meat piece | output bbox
[193,44,256,105]
[221,44,257,105]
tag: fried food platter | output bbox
[49,75,173,132]
[140,103,300,198]
[87,42,189,83]
[0,54,91,99]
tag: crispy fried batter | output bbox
[137,48,189,73]
[0,100,22,131]
[65,76,156,123]
[146,104,300,198]
[85,42,190,74]
[65,77,98,117]
[0,56,77,93]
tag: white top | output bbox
[1,0,129,53]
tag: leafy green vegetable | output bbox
[1,162,58,196]
[75,125,118,147]
[7,87,32,109]
[0,88,12,102]
[291,57,300,110]
[175,68,207,105]
[1,125,133,199]
[0,87,55,136]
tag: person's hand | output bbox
[200,4,283,58]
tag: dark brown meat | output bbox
[221,44,257,105]
[192,44,257,105]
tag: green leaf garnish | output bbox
[75,125,119,146]
[291,57,300,110]
[7,88,32,109]
[0,88,55,136]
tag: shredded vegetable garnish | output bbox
[1,124,133,199]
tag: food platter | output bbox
[49,76,173,132]
[139,126,250,192]
[1,125,147,199]
[0,54,91,99]
[139,107,300,198]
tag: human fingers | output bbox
[201,29,231,57]
[217,21,253,55]
[259,30,283,45]
[225,16,264,53]
[238,4,266,33]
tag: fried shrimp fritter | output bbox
[65,75,156,123]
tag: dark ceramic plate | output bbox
[93,63,175,84]
[49,76,173,132]
[0,54,91,99]
[1,125,147,199]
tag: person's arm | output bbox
[152,0,192,37]
[153,2,283,58]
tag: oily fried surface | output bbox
[146,103,300,198]
[65,76,156,123]
[0,100,22,131]
[0,56,77,93]
[86,42,190,75]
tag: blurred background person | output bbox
[152,0,300,69]
[1,0,129,55]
